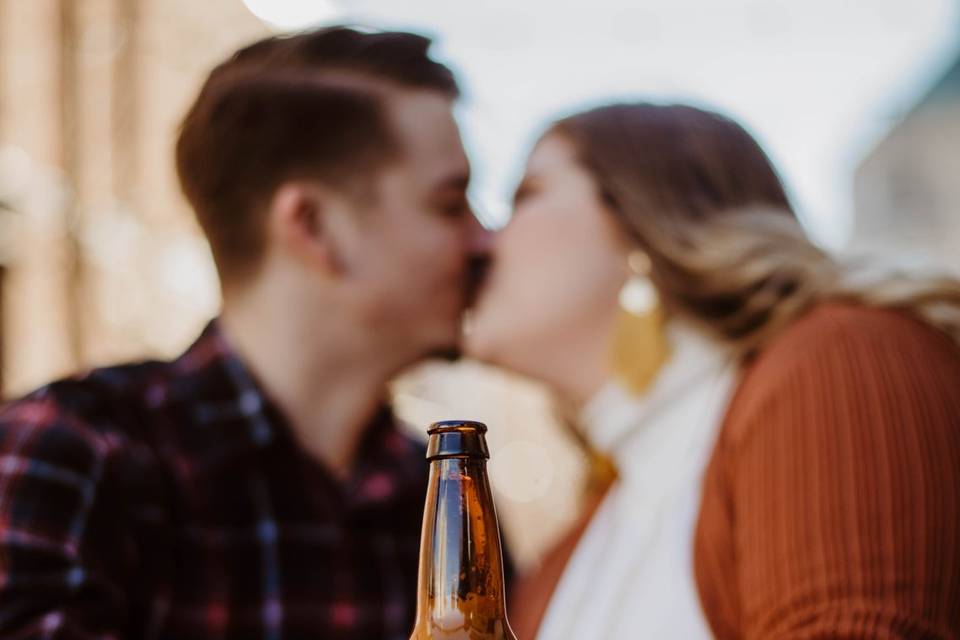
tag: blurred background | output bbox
[0,0,958,568]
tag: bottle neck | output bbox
[412,457,514,639]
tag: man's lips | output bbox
[465,253,492,309]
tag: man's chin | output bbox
[422,345,462,362]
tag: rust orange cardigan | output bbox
[510,304,960,639]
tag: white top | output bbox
[536,323,738,640]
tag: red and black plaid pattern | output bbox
[0,322,429,639]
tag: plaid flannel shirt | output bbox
[0,321,431,639]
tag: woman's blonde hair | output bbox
[551,103,960,357]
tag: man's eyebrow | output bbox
[434,171,470,192]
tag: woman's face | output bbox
[466,133,631,392]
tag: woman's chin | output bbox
[463,294,547,378]
[461,317,497,364]
[464,324,540,385]
[463,310,514,367]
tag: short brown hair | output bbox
[175,27,459,286]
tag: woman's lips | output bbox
[464,253,491,309]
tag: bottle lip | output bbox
[426,420,490,460]
[428,420,488,435]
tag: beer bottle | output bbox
[409,420,518,640]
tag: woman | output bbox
[466,103,960,639]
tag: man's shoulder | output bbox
[0,359,173,449]
[379,412,428,458]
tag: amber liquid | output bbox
[409,457,517,640]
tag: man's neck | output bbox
[219,290,401,480]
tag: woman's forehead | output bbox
[526,133,578,175]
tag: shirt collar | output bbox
[165,319,417,484]
[155,320,276,470]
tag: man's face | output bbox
[338,90,487,363]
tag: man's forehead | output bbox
[387,90,465,161]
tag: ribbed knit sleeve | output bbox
[695,304,960,639]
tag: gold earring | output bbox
[610,251,672,395]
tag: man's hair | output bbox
[175,26,459,286]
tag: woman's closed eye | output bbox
[513,180,539,206]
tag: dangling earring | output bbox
[610,251,672,395]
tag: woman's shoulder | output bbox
[703,303,960,640]
[724,302,960,443]
[761,301,952,365]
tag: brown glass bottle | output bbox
[409,420,518,640]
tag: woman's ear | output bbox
[268,181,345,275]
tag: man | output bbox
[0,26,489,639]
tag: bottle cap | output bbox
[426,420,490,460]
